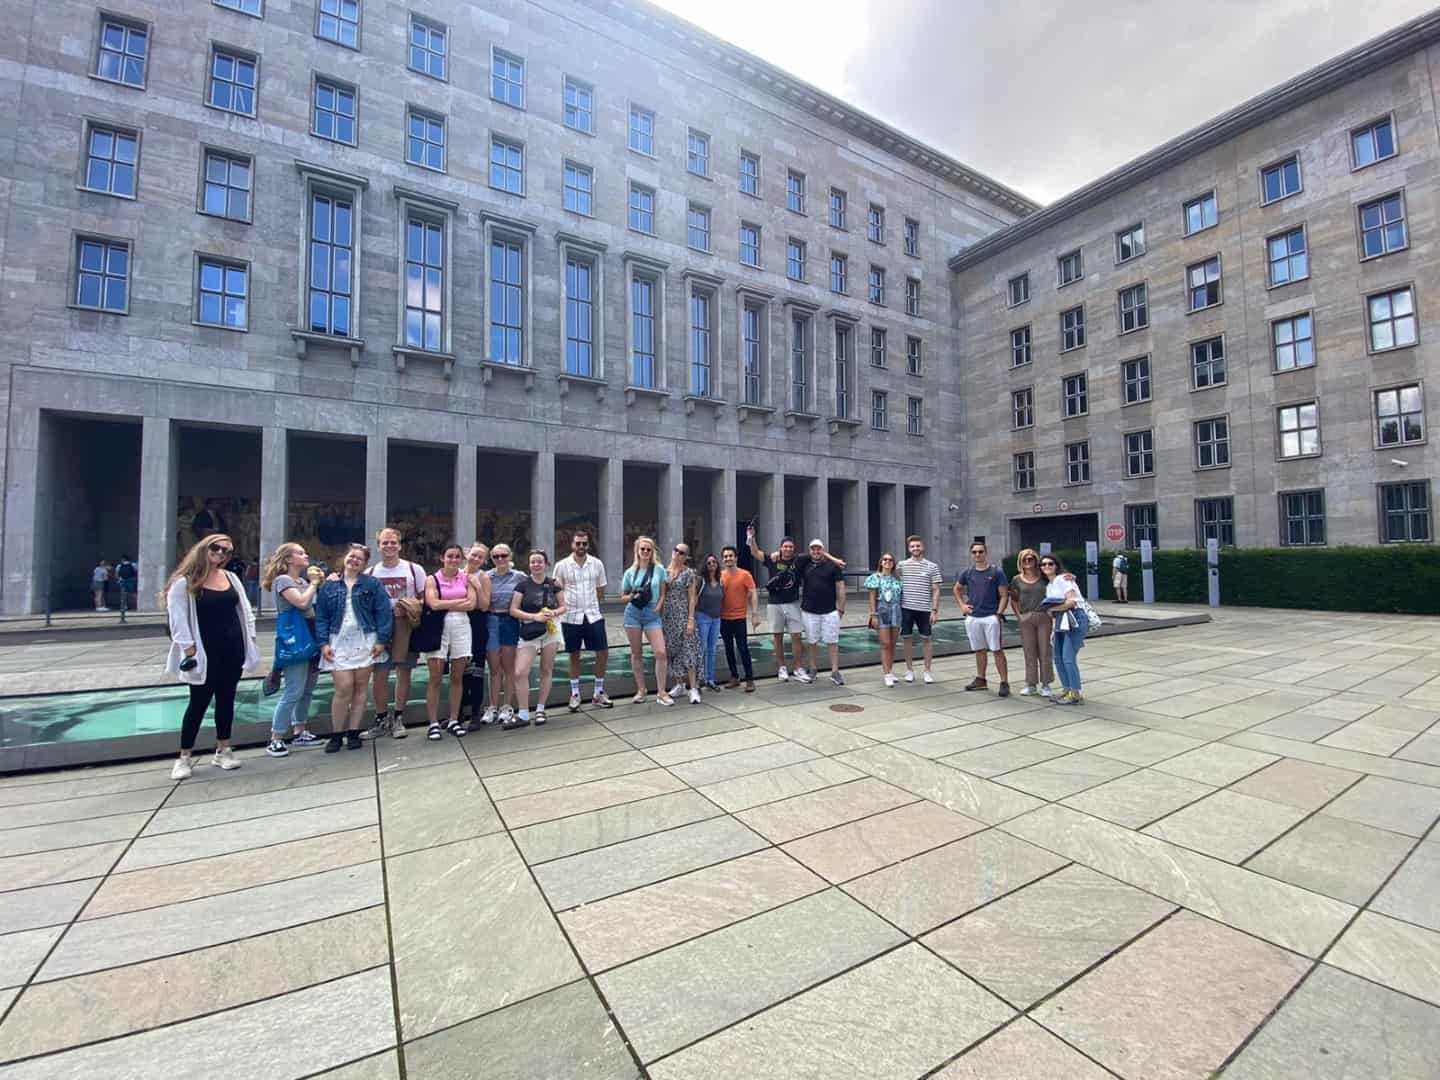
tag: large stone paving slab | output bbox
[1325,910,1440,1006]
[934,1019,1113,1079]
[780,799,984,884]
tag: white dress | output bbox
[319,587,381,671]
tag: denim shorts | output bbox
[486,613,520,648]
[875,600,901,628]
[623,603,662,631]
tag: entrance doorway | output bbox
[1016,513,1099,552]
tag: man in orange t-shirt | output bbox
[719,545,760,690]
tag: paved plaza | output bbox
[1,606,1439,1078]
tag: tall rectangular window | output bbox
[742,304,763,405]
[834,324,852,417]
[1008,273,1030,307]
[904,218,920,257]
[829,188,847,229]
[409,16,446,79]
[791,315,810,412]
[867,204,885,243]
[1118,283,1148,332]
[196,257,248,329]
[1014,452,1035,492]
[1062,373,1088,418]
[404,217,444,351]
[1352,116,1397,168]
[871,390,888,430]
[82,125,138,198]
[687,204,711,251]
[563,77,593,133]
[1196,497,1235,546]
[869,327,887,369]
[489,137,523,194]
[563,162,593,215]
[1066,441,1091,484]
[687,129,710,177]
[1124,430,1154,478]
[491,49,524,108]
[1122,355,1151,404]
[1368,287,1417,351]
[1380,482,1430,543]
[1277,402,1320,458]
[1187,256,1222,310]
[565,257,593,377]
[786,170,806,214]
[830,253,847,295]
[73,237,129,312]
[1115,222,1145,262]
[1375,384,1424,447]
[629,105,655,155]
[489,238,524,365]
[1127,504,1158,548]
[1260,155,1301,203]
[202,150,252,221]
[631,276,656,388]
[1272,313,1314,371]
[1195,417,1230,469]
[1060,305,1086,351]
[740,223,761,268]
[1359,193,1407,258]
[316,0,359,48]
[307,190,353,336]
[1184,191,1218,234]
[739,151,760,196]
[908,396,923,435]
[313,79,356,144]
[1191,336,1226,388]
[628,184,654,233]
[689,291,713,396]
[1057,249,1083,286]
[1012,387,1033,429]
[869,266,885,305]
[1267,227,1308,286]
[786,238,805,281]
[1280,491,1325,546]
[96,16,148,87]
[209,48,257,116]
[906,336,922,376]
[1011,325,1031,367]
[406,109,445,170]
[905,278,920,317]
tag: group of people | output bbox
[90,557,137,611]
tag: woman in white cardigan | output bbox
[163,533,260,779]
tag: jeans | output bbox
[1052,609,1088,691]
[271,661,319,736]
[721,618,754,681]
[695,613,721,684]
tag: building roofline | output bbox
[948,7,1440,272]
[580,0,1041,217]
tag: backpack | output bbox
[117,560,137,582]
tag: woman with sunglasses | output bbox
[422,545,478,739]
[621,537,669,705]
[865,553,904,687]
[509,549,567,728]
[484,544,526,725]
[162,534,260,779]
[316,543,394,751]
[1040,554,1087,704]
[661,542,703,705]
[694,554,725,692]
[1011,548,1055,698]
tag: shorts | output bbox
[374,655,418,671]
[965,614,1002,652]
[901,608,933,637]
[875,601,901,629]
[1112,571,1127,588]
[518,627,564,654]
[802,610,840,645]
[768,601,803,634]
[562,618,608,653]
[423,610,472,662]
[486,613,520,649]
[623,604,662,631]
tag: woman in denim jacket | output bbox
[315,543,395,752]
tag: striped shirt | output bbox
[897,557,941,611]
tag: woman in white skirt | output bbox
[314,543,394,752]
[423,544,478,740]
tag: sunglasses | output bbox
[493,553,511,559]
[573,540,589,547]
[209,544,233,555]
[1040,561,1057,567]
[674,547,689,555]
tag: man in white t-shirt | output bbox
[552,530,611,712]
[366,527,426,739]
[896,535,942,684]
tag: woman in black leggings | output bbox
[164,533,260,779]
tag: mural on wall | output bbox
[287,501,365,574]
[176,496,258,563]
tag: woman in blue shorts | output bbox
[484,545,527,726]
[865,552,904,687]
[621,536,670,705]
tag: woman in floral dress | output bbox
[659,541,703,704]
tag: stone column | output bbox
[599,456,624,587]
[877,483,903,561]
[659,462,684,551]
[763,471,785,548]
[365,433,387,545]
[846,480,869,570]
[711,468,737,556]
[531,450,555,558]
[138,415,178,611]
[803,476,829,548]
[258,427,286,612]
[925,487,943,562]
[454,444,476,546]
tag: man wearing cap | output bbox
[795,538,848,685]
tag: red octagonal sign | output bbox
[1105,523,1126,543]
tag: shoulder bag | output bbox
[409,575,446,654]
[274,604,318,667]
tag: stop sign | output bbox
[1105,524,1125,543]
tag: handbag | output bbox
[409,576,446,654]
[1080,597,1103,628]
[274,606,318,666]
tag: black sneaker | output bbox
[965,678,988,692]
[265,739,289,757]
[324,734,344,754]
[998,682,1011,698]
[346,730,363,750]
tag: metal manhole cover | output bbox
[829,704,864,714]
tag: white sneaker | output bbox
[777,666,790,682]
[688,688,702,704]
[670,683,684,698]
[390,714,408,739]
[211,747,241,771]
[499,705,514,724]
[170,756,193,780]
[793,669,814,684]
[569,690,582,712]
[1039,685,1054,698]
[1019,685,1038,696]
[480,706,497,725]
[884,673,896,688]
[904,670,915,683]
[922,671,935,685]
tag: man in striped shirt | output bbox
[897,535,942,684]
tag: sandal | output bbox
[656,693,675,707]
[534,706,547,726]
[445,719,468,737]
[427,723,443,741]
[633,691,647,704]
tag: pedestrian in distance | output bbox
[316,543,394,752]
[261,541,326,756]
[620,537,669,705]
[484,545,526,725]
[1042,554,1088,704]
[553,530,612,711]
[896,535,942,684]
[509,549,567,728]
[92,559,111,611]
[422,544,478,740]
[718,545,760,691]
[1009,548,1055,698]
[1112,551,1130,603]
[366,528,427,739]
[954,540,1011,697]
[662,542,704,704]
[115,556,137,611]
[695,553,726,692]
[866,553,904,687]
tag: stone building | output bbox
[0,0,1033,612]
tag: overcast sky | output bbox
[650,0,1437,204]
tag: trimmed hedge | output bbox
[1001,546,1440,614]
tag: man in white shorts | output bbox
[748,527,806,681]
[366,527,425,738]
[953,540,1011,697]
[797,539,847,686]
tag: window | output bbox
[306,190,354,336]
[563,162,593,216]
[1011,325,1032,367]
[95,16,147,87]
[1066,441,1091,484]
[687,129,710,177]
[1127,504,1158,548]
[1118,283,1148,333]
[905,278,920,317]
[1191,336,1226,388]
[489,137,523,194]
[908,396,923,436]
[491,49,524,108]
[868,204,885,244]
[787,170,806,214]
[1278,491,1325,546]
[208,48,257,116]
[406,109,445,170]
[1381,481,1431,543]
[1375,384,1424,447]
[687,204,711,251]
[1196,497,1235,546]
[740,223,761,268]
[1124,430,1155,478]
[739,151,760,196]
[196,257,248,330]
[409,16,446,79]
[1116,222,1145,263]
[1352,116,1397,169]
[316,0,359,47]
[1184,191,1218,234]
[1062,373,1088,418]
[1122,356,1151,405]
[834,323,853,417]
[629,106,655,155]
[631,275,657,387]
[73,237,129,312]
[564,257,593,376]
[829,188,847,229]
[489,237,524,365]
[82,125,138,197]
[1195,417,1230,469]
[1360,193,1407,258]
[628,184,654,234]
[742,303,764,405]
[1261,155,1301,203]
[906,336,922,376]
[1057,249,1083,286]
[869,266,885,305]
[871,390,888,430]
[786,238,805,281]
[1272,313,1314,371]
[1267,227,1308,286]
[403,216,444,351]
[791,315,811,412]
[904,218,920,257]
[1277,402,1320,459]
[1368,286,1417,351]
[1060,305,1086,351]
[563,77,593,133]
[1008,273,1030,307]
[830,253,847,294]
[1187,256,1222,310]
[216,0,262,13]
[1012,387,1033,429]
[201,150,251,221]
[688,288,714,397]
[869,327,887,368]
[313,79,356,144]
[1014,452,1036,492]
